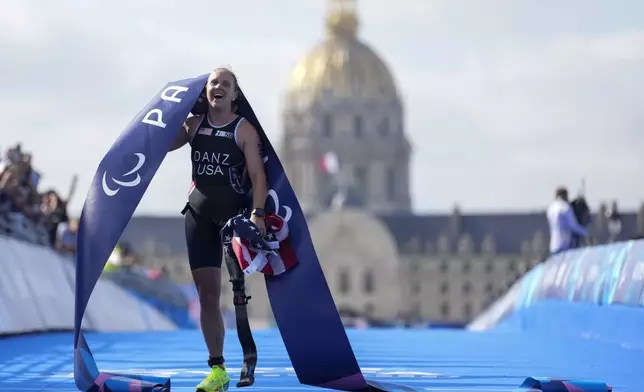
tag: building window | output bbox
[462,281,472,295]
[462,260,471,274]
[363,269,375,294]
[354,115,364,138]
[411,302,421,318]
[411,281,421,296]
[508,260,517,274]
[317,172,334,202]
[364,303,374,316]
[354,167,368,198]
[322,114,333,137]
[386,167,396,201]
[485,261,493,274]
[377,117,389,136]
[440,282,449,294]
[464,303,472,319]
[441,302,450,318]
[339,268,350,294]
[440,260,449,273]
[485,282,494,294]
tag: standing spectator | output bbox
[41,190,69,245]
[547,186,589,255]
[1,167,25,214]
[0,170,15,233]
[606,200,623,242]
[0,144,22,173]
[56,218,78,255]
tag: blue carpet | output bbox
[0,326,639,391]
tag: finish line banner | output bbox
[73,73,411,392]
[73,76,203,392]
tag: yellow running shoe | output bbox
[196,365,230,392]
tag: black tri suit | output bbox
[184,113,260,385]
[182,115,251,270]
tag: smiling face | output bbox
[206,69,238,111]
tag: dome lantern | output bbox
[326,0,359,39]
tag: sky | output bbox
[1,0,643,216]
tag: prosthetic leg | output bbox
[224,253,257,388]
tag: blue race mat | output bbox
[0,327,639,391]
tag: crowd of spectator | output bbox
[0,143,78,255]
[0,143,168,278]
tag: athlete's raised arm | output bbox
[169,115,202,151]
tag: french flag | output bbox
[318,151,339,174]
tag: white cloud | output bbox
[0,0,60,45]
[587,30,644,61]
[398,29,644,211]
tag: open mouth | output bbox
[212,91,225,99]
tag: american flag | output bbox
[221,212,298,276]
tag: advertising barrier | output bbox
[104,269,195,329]
[0,235,177,335]
[106,269,189,308]
[469,239,644,331]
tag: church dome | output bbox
[285,1,400,110]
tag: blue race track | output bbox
[3,238,644,391]
[1,304,641,392]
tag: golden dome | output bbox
[285,0,399,109]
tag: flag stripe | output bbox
[223,212,297,277]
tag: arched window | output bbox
[441,302,450,318]
[377,117,389,136]
[508,260,517,274]
[339,268,351,294]
[354,115,364,138]
[464,303,473,320]
[363,269,375,294]
[411,281,420,296]
[354,166,368,197]
[322,114,333,137]
[462,281,472,296]
[386,167,396,201]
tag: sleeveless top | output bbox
[186,115,251,222]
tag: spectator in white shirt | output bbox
[547,187,589,255]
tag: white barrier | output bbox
[0,235,177,335]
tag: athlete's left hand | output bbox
[251,215,266,237]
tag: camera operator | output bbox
[546,186,589,255]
